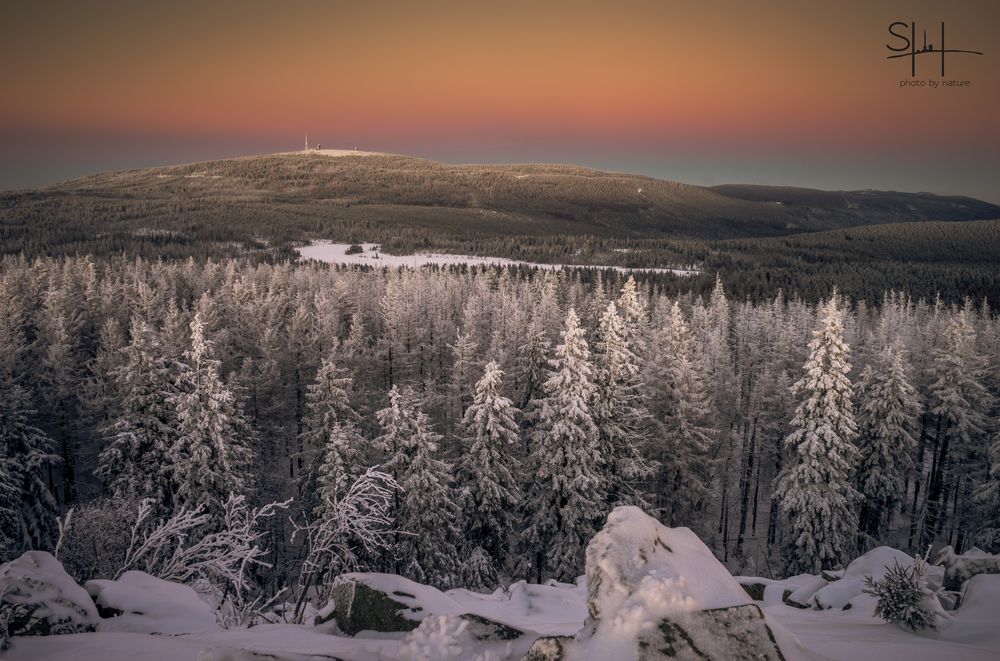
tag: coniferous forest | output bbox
[2,254,997,609]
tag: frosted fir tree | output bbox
[616,276,648,358]
[169,312,254,524]
[96,317,179,514]
[521,308,606,582]
[854,341,920,545]
[974,429,1000,551]
[448,329,480,428]
[512,304,552,411]
[645,301,715,525]
[298,350,360,484]
[378,386,462,588]
[775,295,860,573]
[0,294,59,558]
[307,418,376,573]
[923,309,990,546]
[591,302,652,507]
[314,422,366,514]
[457,360,522,585]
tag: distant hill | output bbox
[709,184,996,228]
[2,151,998,258]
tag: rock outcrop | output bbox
[0,551,99,642]
[524,506,787,660]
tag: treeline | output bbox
[4,174,998,307]
[1,255,997,591]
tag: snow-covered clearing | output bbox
[296,242,700,276]
[10,584,999,661]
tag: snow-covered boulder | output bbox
[937,573,1000,643]
[784,576,827,609]
[734,577,794,605]
[85,571,220,634]
[585,506,750,621]
[321,573,451,635]
[0,551,99,640]
[935,545,1000,591]
[322,573,526,641]
[527,506,787,660]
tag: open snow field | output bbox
[296,242,700,276]
[11,585,998,661]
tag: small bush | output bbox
[864,559,939,631]
[345,243,364,254]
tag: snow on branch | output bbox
[289,468,399,622]
[116,494,291,627]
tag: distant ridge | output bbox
[3,150,998,258]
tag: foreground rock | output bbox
[85,571,220,634]
[935,546,1000,592]
[321,573,524,641]
[0,551,99,642]
[525,506,787,660]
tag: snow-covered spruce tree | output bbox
[864,557,943,632]
[854,341,920,547]
[0,294,60,558]
[378,386,462,588]
[923,309,990,547]
[169,312,254,525]
[974,429,1000,551]
[314,422,368,519]
[512,290,554,411]
[297,350,361,512]
[775,295,860,573]
[592,302,651,507]
[616,276,648,359]
[457,360,522,587]
[521,308,606,582]
[645,301,715,527]
[448,329,480,431]
[95,317,179,515]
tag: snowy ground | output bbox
[11,585,998,661]
[296,242,700,276]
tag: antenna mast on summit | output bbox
[304,133,309,151]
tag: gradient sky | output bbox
[2,0,998,201]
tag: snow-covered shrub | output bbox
[0,551,99,647]
[53,498,137,583]
[289,468,398,623]
[116,494,290,628]
[864,558,944,631]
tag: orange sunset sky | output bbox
[1,0,998,201]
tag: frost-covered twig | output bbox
[53,506,74,562]
[115,494,291,627]
[288,468,399,623]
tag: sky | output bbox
[1,0,998,201]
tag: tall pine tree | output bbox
[458,360,522,587]
[96,317,179,514]
[378,386,462,588]
[854,341,919,547]
[645,301,714,526]
[775,295,860,573]
[169,312,254,523]
[592,302,651,507]
[521,308,605,582]
[0,293,59,558]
